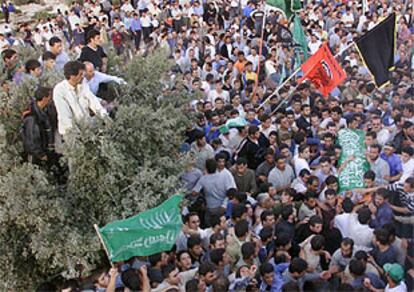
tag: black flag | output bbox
[355,13,396,88]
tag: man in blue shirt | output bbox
[369,188,393,229]
[130,13,142,51]
[380,142,403,183]
[83,61,126,96]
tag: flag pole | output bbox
[94,224,115,268]
[258,66,301,110]
[251,8,267,104]
[268,41,356,116]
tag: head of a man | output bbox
[49,36,63,55]
[64,61,86,86]
[84,62,96,80]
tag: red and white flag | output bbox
[298,43,346,96]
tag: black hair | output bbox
[376,188,389,200]
[299,168,311,178]
[236,157,248,165]
[42,51,56,61]
[49,36,62,47]
[342,198,354,213]
[374,228,390,245]
[2,48,17,61]
[161,263,177,278]
[210,214,223,228]
[63,61,85,80]
[121,269,142,291]
[205,158,217,174]
[401,146,414,156]
[364,170,376,181]
[274,232,291,248]
[260,210,274,223]
[86,29,101,43]
[357,207,372,225]
[280,205,294,221]
[232,204,247,220]
[309,215,323,226]
[187,235,202,249]
[199,261,216,276]
[34,87,52,101]
[259,226,273,243]
[354,250,368,261]
[310,235,325,251]
[210,248,225,265]
[341,237,354,249]
[289,257,308,274]
[184,212,199,223]
[349,259,365,276]
[148,252,162,266]
[241,242,256,260]
[235,220,249,238]
[259,262,274,276]
[25,59,41,73]
[212,276,230,292]
[209,233,224,246]
[226,188,238,199]
[248,125,260,136]
[185,279,199,292]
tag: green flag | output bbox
[292,15,308,60]
[291,0,302,11]
[266,0,292,19]
[98,194,183,262]
[266,0,302,19]
[337,129,370,192]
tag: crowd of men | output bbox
[1,0,414,291]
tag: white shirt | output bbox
[207,89,230,104]
[246,54,260,71]
[333,213,352,238]
[347,214,374,248]
[377,128,391,146]
[0,38,9,52]
[293,156,310,176]
[291,177,307,193]
[309,40,322,55]
[400,158,414,183]
[341,13,354,28]
[385,281,407,292]
[53,80,108,135]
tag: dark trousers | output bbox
[142,27,152,43]
[133,30,141,50]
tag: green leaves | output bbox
[0,50,191,289]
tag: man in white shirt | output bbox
[333,198,354,238]
[399,146,414,183]
[293,144,311,176]
[347,208,374,248]
[246,47,260,71]
[308,35,322,55]
[53,61,108,136]
[341,9,354,28]
[207,80,230,104]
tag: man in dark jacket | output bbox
[234,125,265,170]
[296,104,312,137]
[22,87,55,165]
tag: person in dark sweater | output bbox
[234,125,265,170]
[79,29,108,72]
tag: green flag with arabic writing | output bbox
[98,194,183,262]
[266,0,302,19]
[337,129,370,192]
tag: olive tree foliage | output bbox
[0,48,191,289]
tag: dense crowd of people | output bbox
[1,0,414,291]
